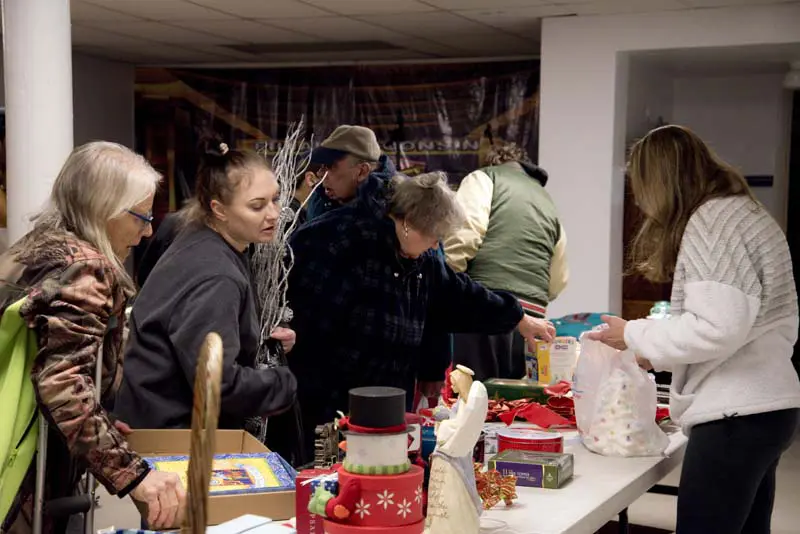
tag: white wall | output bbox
[0,53,134,251]
[626,59,673,142]
[672,73,791,228]
[72,54,136,147]
[0,53,135,146]
[540,4,800,317]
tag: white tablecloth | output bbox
[482,431,687,534]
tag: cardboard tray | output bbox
[127,429,296,525]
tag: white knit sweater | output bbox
[625,196,800,433]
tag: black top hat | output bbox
[346,386,407,433]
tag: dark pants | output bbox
[452,329,527,382]
[677,408,799,534]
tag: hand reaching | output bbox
[113,420,132,436]
[518,315,556,349]
[130,470,186,529]
[585,315,628,350]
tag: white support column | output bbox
[2,0,73,245]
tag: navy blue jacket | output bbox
[287,173,523,454]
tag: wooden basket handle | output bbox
[182,332,224,534]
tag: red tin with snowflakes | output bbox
[337,465,424,527]
[323,519,425,534]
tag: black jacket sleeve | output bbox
[426,255,524,335]
[168,276,297,418]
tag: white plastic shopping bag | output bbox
[573,332,669,457]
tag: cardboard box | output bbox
[127,429,295,526]
[488,449,574,489]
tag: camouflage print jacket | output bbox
[0,227,149,534]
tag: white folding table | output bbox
[483,431,687,534]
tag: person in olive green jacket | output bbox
[444,142,568,381]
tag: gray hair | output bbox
[485,142,531,166]
[387,172,465,239]
[32,141,162,288]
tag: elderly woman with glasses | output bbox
[0,142,185,534]
[285,171,556,464]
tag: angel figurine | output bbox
[424,365,489,534]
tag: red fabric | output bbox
[337,416,407,434]
[498,402,572,428]
[543,380,572,397]
[442,364,454,404]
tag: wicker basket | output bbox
[182,332,224,534]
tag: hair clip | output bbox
[219,142,230,155]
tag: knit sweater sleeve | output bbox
[624,201,762,370]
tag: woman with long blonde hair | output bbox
[0,142,185,534]
[590,125,800,534]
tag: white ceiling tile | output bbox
[260,16,463,56]
[173,20,320,43]
[188,0,332,18]
[382,37,462,57]
[264,16,396,40]
[355,11,491,36]
[301,0,437,15]
[179,44,265,60]
[81,0,235,20]
[438,32,535,54]
[141,47,238,63]
[678,0,778,6]
[72,24,152,46]
[71,0,145,21]
[73,46,151,65]
[79,21,238,44]
[562,0,686,15]
[456,6,570,37]
[95,45,194,62]
[254,49,431,62]
[422,0,552,8]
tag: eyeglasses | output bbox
[127,209,154,226]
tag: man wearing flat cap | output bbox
[304,125,397,220]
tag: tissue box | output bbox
[488,450,574,489]
[295,469,336,534]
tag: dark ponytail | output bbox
[179,138,271,227]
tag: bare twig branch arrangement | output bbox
[248,117,326,447]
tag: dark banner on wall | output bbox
[135,60,539,211]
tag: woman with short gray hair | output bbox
[0,142,185,534]
[385,172,466,259]
[286,170,556,462]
